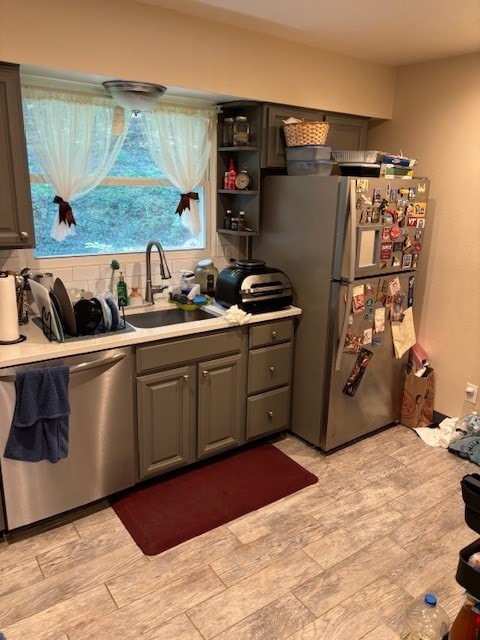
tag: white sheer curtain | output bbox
[141,102,216,235]
[22,86,129,241]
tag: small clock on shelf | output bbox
[234,170,252,190]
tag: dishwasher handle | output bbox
[0,351,127,382]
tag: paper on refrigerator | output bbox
[391,306,416,358]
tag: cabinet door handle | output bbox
[270,330,277,340]
[269,366,276,374]
[202,370,209,377]
[20,231,29,240]
[267,410,274,419]
[183,374,190,381]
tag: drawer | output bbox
[246,386,290,439]
[136,328,243,374]
[248,342,292,394]
[249,319,293,348]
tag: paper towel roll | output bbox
[0,273,20,343]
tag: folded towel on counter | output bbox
[4,365,71,463]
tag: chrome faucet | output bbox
[145,240,172,303]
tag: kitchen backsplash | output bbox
[0,235,243,301]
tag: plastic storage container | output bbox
[286,160,333,176]
[400,593,450,640]
[456,539,480,601]
[285,145,332,162]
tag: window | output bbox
[25,92,213,259]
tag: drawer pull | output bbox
[269,366,276,374]
[202,370,209,377]
[267,410,274,419]
[20,231,29,240]
[270,330,277,340]
[183,374,190,381]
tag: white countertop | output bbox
[0,302,302,369]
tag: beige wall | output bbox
[368,53,480,418]
[0,0,396,119]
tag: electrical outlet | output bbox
[465,383,479,404]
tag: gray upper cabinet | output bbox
[324,113,368,151]
[261,103,369,169]
[0,62,35,249]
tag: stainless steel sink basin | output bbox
[126,307,213,329]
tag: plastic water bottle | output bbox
[400,593,450,640]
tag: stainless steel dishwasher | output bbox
[0,346,136,530]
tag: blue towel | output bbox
[449,435,480,466]
[4,365,70,463]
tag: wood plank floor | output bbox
[0,425,475,639]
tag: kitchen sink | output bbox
[126,307,214,329]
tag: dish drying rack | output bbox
[35,303,130,343]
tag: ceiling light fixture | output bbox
[102,80,167,115]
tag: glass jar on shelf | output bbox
[233,116,250,146]
[222,117,234,147]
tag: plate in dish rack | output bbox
[53,278,77,337]
[93,294,112,331]
[29,278,64,342]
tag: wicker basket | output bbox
[283,121,330,147]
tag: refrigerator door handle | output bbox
[346,181,357,282]
[335,283,354,372]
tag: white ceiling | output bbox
[134,0,480,66]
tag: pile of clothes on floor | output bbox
[414,412,480,466]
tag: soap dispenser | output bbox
[117,272,128,307]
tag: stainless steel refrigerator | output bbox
[253,175,430,451]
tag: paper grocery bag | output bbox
[401,368,435,428]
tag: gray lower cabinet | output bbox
[0,62,35,249]
[135,328,246,480]
[137,364,195,479]
[197,352,245,459]
[246,319,294,440]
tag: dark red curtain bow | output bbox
[175,192,199,216]
[53,195,76,227]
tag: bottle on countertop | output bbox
[446,593,480,639]
[128,286,143,307]
[179,269,195,293]
[117,272,128,307]
[400,593,450,640]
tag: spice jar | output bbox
[233,116,250,146]
[222,117,234,147]
[223,209,232,229]
[238,210,246,231]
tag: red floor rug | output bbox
[110,443,318,555]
